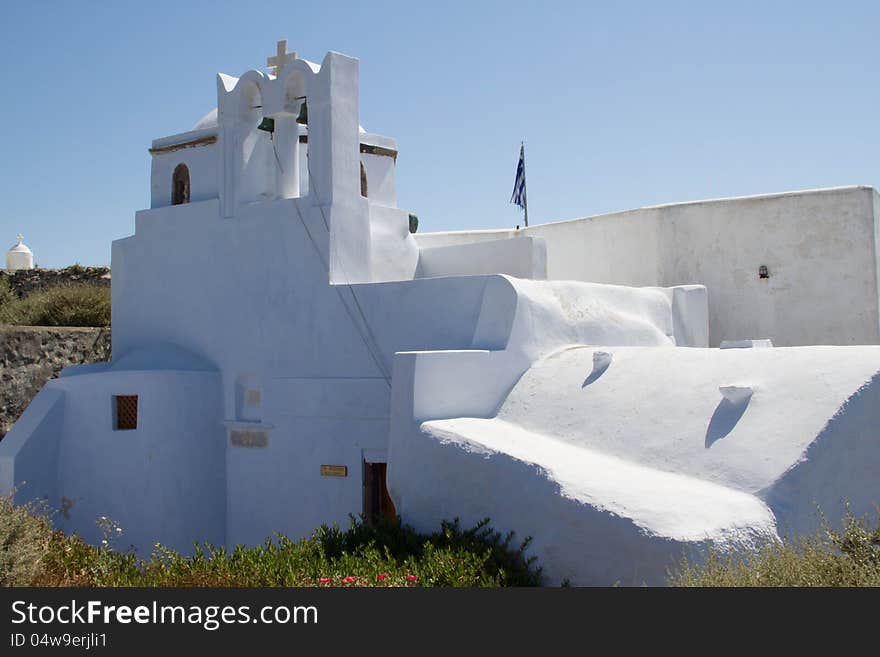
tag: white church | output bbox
[2,43,880,586]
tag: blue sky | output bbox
[1,1,878,267]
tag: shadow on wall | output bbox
[705,386,753,448]
[761,369,880,536]
[582,351,613,387]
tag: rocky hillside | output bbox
[0,326,110,439]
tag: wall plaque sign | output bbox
[320,465,348,477]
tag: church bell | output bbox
[257,117,275,133]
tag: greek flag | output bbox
[510,144,527,210]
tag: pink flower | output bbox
[343,576,358,583]
[406,575,417,582]
[376,574,388,581]
[319,577,332,584]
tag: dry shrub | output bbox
[0,283,110,327]
[670,509,880,587]
[0,494,54,586]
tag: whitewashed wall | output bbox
[654,187,880,347]
[416,236,547,279]
[111,193,506,548]
[418,187,880,347]
[150,130,220,208]
[361,154,391,204]
[1,369,226,554]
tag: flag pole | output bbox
[521,141,529,227]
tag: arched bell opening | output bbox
[172,164,190,205]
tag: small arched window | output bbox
[172,164,190,205]
[360,161,368,198]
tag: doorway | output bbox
[363,461,396,526]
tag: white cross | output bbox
[266,40,297,77]
[16,233,23,244]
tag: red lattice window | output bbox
[115,395,138,430]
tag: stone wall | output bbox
[0,266,111,298]
[0,326,111,439]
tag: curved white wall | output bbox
[55,370,226,554]
[0,370,226,554]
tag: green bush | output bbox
[0,283,110,327]
[669,509,880,587]
[1,494,540,587]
